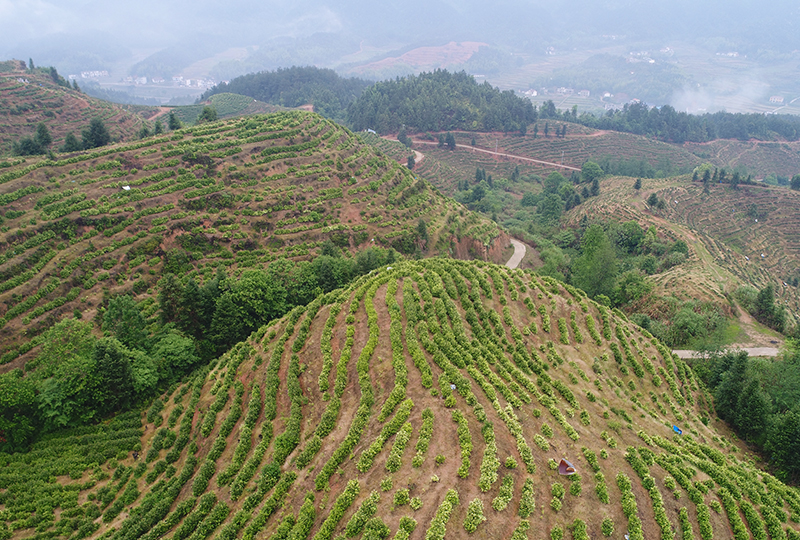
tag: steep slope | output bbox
[4,259,799,540]
[0,60,155,156]
[0,111,505,362]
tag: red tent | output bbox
[558,458,576,475]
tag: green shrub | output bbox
[492,475,514,511]
[518,478,536,518]
[601,517,614,536]
[463,498,486,533]
[393,489,410,506]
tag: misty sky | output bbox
[3,0,800,112]
[4,0,799,54]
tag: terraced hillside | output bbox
[684,139,800,178]
[572,174,800,323]
[407,125,703,179]
[4,259,800,540]
[170,93,282,126]
[0,61,155,156]
[0,111,504,362]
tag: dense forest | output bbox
[542,100,800,143]
[690,347,800,483]
[346,70,537,134]
[199,66,371,122]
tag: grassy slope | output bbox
[0,111,504,366]
[684,139,800,178]
[4,258,799,540]
[0,62,156,156]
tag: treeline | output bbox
[542,100,800,143]
[690,348,800,483]
[200,66,371,121]
[346,70,537,134]
[0,244,398,451]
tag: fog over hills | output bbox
[4,1,799,86]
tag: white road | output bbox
[505,239,526,269]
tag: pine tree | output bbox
[633,178,641,191]
[35,123,52,149]
[60,132,81,152]
[168,111,182,130]
[81,118,111,149]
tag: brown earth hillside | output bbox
[0,60,156,156]
[4,258,799,540]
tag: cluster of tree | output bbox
[159,243,398,357]
[0,243,399,451]
[61,118,112,153]
[200,66,370,122]
[533,54,688,106]
[691,164,755,192]
[28,60,75,91]
[346,69,537,134]
[541,100,800,143]
[527,218,706,347]
[12,123,53,156]
[518,167,601,223]
[690,348,800,483]
[735,284,787,333]
[459,46,523,75]
[13,118,112,156]
[594,155,692,179]
[81,81,161,106]
[531,121,569,139]
[437,132,457,150]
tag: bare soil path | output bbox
[673,347,779,358]
[411,139,581,171]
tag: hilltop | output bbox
[0,111,505,364]
[3,258,799,540]
[0,60,156,156]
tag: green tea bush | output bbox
[518,478,536,518]
[492,475,515,511]
[424,489,459,540]
[463,498,486,533]
[344,491,380,537]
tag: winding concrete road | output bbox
[505,239,526,269]
[673,347,779,358]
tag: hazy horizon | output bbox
[3,0,800,112]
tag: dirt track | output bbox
[411,139,581,171]
[673,347,779,358]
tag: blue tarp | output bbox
[672,425,683,435]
